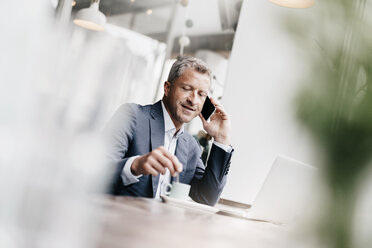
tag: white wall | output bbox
[221,0,320,204]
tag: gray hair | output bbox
[167,55,212,84]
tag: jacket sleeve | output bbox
[189,143,233,206]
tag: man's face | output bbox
[163,68,210,128]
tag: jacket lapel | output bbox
[149,101,164,197]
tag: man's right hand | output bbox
[131,146,183,177]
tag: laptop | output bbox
[218,155,318,224]
[244,155,318,224]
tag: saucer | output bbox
[160,195,219,213]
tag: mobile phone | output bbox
[201,96,216,120]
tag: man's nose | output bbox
[187,91,199,105]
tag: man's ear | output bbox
[164,81,171,96]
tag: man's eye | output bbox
[182,86,191,91]
[199,92,207,97]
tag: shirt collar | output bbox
[161,100,184,138]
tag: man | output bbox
[105,56,233,206]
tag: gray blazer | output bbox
[105,101,233,206]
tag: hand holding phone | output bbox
[200,96,231,145]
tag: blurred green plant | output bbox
[283,0,372,247]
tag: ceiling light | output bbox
[73,0,106,31]
[130,0,135,2]
[146,9,153,15]
[71,1,76,7]
[269,0,315,8]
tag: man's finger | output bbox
[172,155,183,174]
[143,162,159,176]
[214,104,225,112]
[210,98,226,113]
[158,147,183,174]
[153,149,176,175]
[214,105,228,118]
[147,156,166,175]
[209,97,219,107]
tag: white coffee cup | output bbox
[162,182,191,200]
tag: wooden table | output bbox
[95,196,300,248]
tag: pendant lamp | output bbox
[269,0,315,8]
[73,0,106,31]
